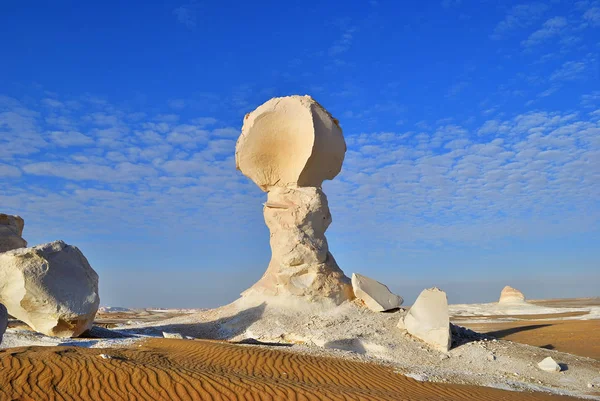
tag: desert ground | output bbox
[2,297,598,400]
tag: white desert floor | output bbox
[3,297,600,400]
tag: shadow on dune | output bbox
[324,338,367,354]
[113,303,267,341]
[484,324,553,339]
[232,338,293,347]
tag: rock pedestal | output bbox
[236,95,353,305]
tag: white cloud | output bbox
[492,3,549,39]
[329,27,356,57]
[521,16,568,47]
[49,131,94,147]
[550,60,588,81]
[173,3,198,29]
[0,163,21,177]
[583,7,600,26]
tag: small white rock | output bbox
[99,354,112,359]
[162,332,184,339]
[538,357,561,372]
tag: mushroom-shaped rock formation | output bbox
[236,96,353,306]
[498,285,526,304]
[399,287,451,352]
[0,214,27,253]
[0,241,100,337]
[351,273,403,312]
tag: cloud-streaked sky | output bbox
[1,1,599,307]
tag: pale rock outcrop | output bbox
[399,287,451,352]
[0,214,27,253]
[236,96,353,305]
[498,285,526,304]
[0,304,7,344]
[351,273,403,312]
[0,240,99,337]
[538,356,561,372]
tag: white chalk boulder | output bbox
[538,357,561,372]
[498,285,526,304]
[399,287,451,352]
[0,240,100,337]
[351,273,403,312]
[0,214,27,253]
[0,304,7,344]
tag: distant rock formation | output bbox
[398,287,451,352]
[0,214,27,253]
[351,273,403,312]
[498,285,526,304]
[236,95,353,306]
[0,304,7,344]
[0,241,99,337]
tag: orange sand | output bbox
[0,338,578,401]
[462,319,600,360]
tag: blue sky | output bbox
[1,1,599,308]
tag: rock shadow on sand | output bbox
[116,303,267,341]
[484,324,553,339]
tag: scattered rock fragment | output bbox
[486,352,496,361]
[163,332,184,339]
[498,285,526,304]
[0,241,100,337]
[351,273,403,312]
[0,214,27,253]
[538,357,561,372]
[399,287,451,352]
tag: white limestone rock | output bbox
[0,304,7,345]
[0,214,27,253]
[236,95,346,191]
[400,287,451,352]
[498,285,526,304]
[0,240,100,337]
[163,332,184,339]
[236,96,353,306]
[351,273,403,312]
[538,357,561,372]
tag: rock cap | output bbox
[236,95,346,191]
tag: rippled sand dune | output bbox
[0,339,577,401]
[462,319,600,360]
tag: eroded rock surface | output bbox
[236,96,352,306]
[351,273,403,312]
[399,287,451,352]
[498,285,526,304]
[0,240,99,337]
[236,95,346,191]
[241,186,352,305]
[0,214,27,253]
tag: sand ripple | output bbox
[0,339,577,400]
